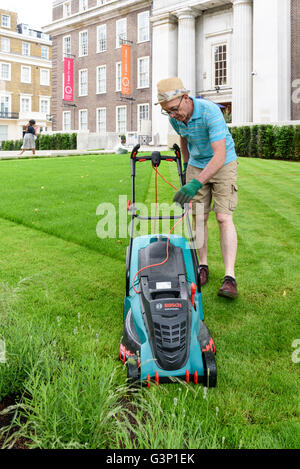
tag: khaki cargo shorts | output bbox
[186,160,238,215]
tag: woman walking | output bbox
[19,120,38,156]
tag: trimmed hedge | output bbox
[229,125,300,161]
[1,133,77,151]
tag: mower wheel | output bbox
[127,355,140,383]
[202,351,217,388]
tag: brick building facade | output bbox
[46,0,152,137]
[291,0,300,120]
[0,9,52,143]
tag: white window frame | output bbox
[41,46,49,60]
[116,106,126,134]
[79,69,88,96]
[79,30,88,57]
[137,103,149,133]
[1,15,10,29]
[79,109,88,131]
[22,42,30,56]
[20,95,32,113]
[116,18,127,48]
[63,1,72,17]
[137,56,150,89]
[0,62,11,81]
[137,11,150,43]
[1,37,10,53]
[21,65,31,83]
[116,62,121,92]
[79,0,89,12]
[96,24,107,53]
[40,68,50,86]
[63,111,71,131]
[96,107,106,134]
[39,96,50,115]
[0,125,8,142]
[212,42,228,88]
[0,94,11,115]
[63,35,71,58]
[96,65,106,94]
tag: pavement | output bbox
[0,146,169,161]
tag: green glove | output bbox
[173,178,203,207]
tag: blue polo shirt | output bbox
[169,97,237,169]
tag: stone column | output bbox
[151,13,178,145]
[231,0,253,123]
[176,8,199,96]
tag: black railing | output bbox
[0,112,19,119]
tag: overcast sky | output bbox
[0,0,53,29]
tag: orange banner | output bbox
[121,44,131,95]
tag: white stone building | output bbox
[151,0,295,145]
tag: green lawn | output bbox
[0,154,299,449]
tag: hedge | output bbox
[1,133,77,151]
[229,125,300,161]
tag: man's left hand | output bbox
[173,178,203,207]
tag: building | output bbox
[45,0,300,147]
[151,0,299,145]
[44,0,152,143]
[0,9,52,144]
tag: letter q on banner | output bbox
[64,57,74,102]
[121,44,131,95]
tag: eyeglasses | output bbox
[161,95,184,116]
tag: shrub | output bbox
[294,126,300,161]
[249,125,259,158]
[275,126,295,160]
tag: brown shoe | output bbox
[199,265,209,286]
[218,276,238,299]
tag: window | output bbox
[20,96,32,113]
[96,108,106,134]
[97,0,106,5]
[116,106,126,134]
[79,109,88,131]
[63,111,71,131]
[0,95,10,116]
[40,97,50,114]
[40,68,50,86]
[21,66,31,83]
[41,46,49,60]
[0,125,8,142]
[116,18,127,48]
[1,15,10,28]
[97,24,107,53]
[214,44,227,86]
[22,42,30,56]
[79,30,88,56]
[137,103,149,132]
[96,65,106,94]
[138,11,149,43]
[137,57,149,88]
[0,62,11,81]
[79,0,88,11]
[63,1,72,17]
[1,37,10,52]
[63,35,71,57]
[116,62,121,92]
[79,69,88,96]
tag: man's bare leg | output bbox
[216,213,237,278]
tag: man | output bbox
[156,77,238,299]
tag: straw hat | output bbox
[155,77,190,105]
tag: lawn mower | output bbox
[119,144,217,387]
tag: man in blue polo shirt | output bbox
[156,77,238,299]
